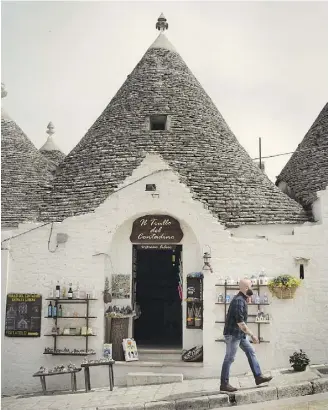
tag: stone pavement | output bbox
[1,366,328,410]
[221,392,328,410]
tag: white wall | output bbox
[1,155,328,395]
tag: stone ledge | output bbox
[175,396,209,410]
[145,401,175,410]
[234,386,277,405]
[277,381,313,399]
[312,378,328,394]
[207,394,230,408]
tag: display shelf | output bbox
[46,298,97,304]
[45,298,96,354]
[215,282,271,344]
[44,316,97,319]
[44,334,97,337]
[215,284,268,289]
[215,339,270,344]
[186,275,203,330]
[43,352,96,356]
[215,302,270,306]
[215,321,270,324]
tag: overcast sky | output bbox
[2,1,328,182]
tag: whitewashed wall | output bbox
[1,155,328,395]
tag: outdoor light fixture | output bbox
[203,250,213,273]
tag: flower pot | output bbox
[292,364,307,372]
[270,286,298,299]
[103,292,112,303]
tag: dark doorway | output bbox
[133,245,182,347]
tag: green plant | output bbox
[268,275,301,290]
[104,277,110,293]
[289,349,310,371]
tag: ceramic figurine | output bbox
[251,275,258,286]
[217,276,225,285]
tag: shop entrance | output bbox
[133,245,182,347]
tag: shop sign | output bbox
[136,244,177,250]
[130,215,183,244]
[5,293,42,337]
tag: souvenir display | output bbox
[82,357,113,365]
[122,338,139,361]
[103,343,113,359]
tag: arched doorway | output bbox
[132,244,183,347]
[130,215,184,347]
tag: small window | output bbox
[150,115,167,131]
[145,184,156,191]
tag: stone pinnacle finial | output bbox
[46,122,55,136]
[2,83,7,99]
[156,13,168,32]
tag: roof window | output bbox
[150,115,167,131]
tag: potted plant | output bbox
[103,277,112,303]
[289,349,310,372]
[268,275,301,299]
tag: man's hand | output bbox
[251,335,259,344]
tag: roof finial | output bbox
[46,122,55,136]
[156,13,168,32]
[2,83,7,99]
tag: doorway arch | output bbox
[108,212,203,350]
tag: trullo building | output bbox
[1,15,328,395]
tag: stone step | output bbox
[138,353,182,361]
[127,372,183,386]
[138,348,182,362]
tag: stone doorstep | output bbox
[126,372,183,387]
[99,379,328,410]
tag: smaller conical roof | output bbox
[276,103,328,208]
[1,83,54,227]
[40,122,65,166]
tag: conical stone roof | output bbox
[1,84,54,227]
[39,16,308,227]
[276,103,328,209]
[40,122,66,166]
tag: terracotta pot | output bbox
[292,364,307,372]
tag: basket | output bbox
[270,286,298,299]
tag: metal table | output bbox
[81,360,115,392]
[32,368,82,394]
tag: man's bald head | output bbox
[239,278,252,295]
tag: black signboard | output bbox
[130,215,184,244]
[5,293,42,337]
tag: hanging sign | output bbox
[5,293,42,337]
[130,215,183,244]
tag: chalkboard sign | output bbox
[5,293,42,337]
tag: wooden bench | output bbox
[81,360,115,392]
[32,368,82,394]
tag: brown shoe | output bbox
[220,383,238,392]
[255,375,273,386]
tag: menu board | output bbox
[5,293,42,337]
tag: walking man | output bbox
[220,278,272,392]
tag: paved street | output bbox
[1,366,327,410]
[217,392,328,410]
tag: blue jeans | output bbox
[220,335,262,384]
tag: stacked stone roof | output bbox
[39,18,308,227]
[39,122,66,167]
[276,103,328,209]
[1,85,54,228]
